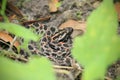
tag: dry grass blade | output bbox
[105,77,113,80]
[53,64,83,79]
[53,65,73,69]
[7,1,23,17]
[22,16,51,25]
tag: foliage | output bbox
[72,0,120,80]
[0,23,39,42]
[0,56,56,80]
[0,0,55,80]
[0,22,40,50]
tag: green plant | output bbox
[0,0,40,50]
[72,0,120,80]
[0,23,39,49]
[0,23,55,80]
[0,0,55,80]
[0,56,56,80]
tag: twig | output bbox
[8,36,17,51]
[105,76,113,80]
[53,64,83,79]
[55,69,74,80]
[53,65,73,69]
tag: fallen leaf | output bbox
[0,31,19,47]
[59,19,86,38]
[115,2,120,21]
[49,0,58,12]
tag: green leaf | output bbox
[72,0,120,80]
[0,22,40,49]
[0,22,39,41]
[0,56,56,80]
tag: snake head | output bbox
[52,27,73,42]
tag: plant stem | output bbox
[8,36,17,52]
[0,0,9,22]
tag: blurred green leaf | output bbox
[0,56,56,80]
[0,0,9,22]
[0,22,40,49]
[0,22,39,41]
[72,0,120,80]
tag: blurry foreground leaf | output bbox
[0,56,56,80]
[0,22,39,41]
[0,22,40,49]
[72,0,120,80]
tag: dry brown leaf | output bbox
[59,20,86,38]
[49,0,58,12]
[0,31,19,47]
[59,20,86,31]
[115,2,120,21]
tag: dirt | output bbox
[5,0,120,80]
[15,0,100,27]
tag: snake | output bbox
[24,22,75,66]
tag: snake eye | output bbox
[51,27,73,43]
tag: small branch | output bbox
[8,36,17,51]
[55,69,74,80]
[53,65,73,69]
